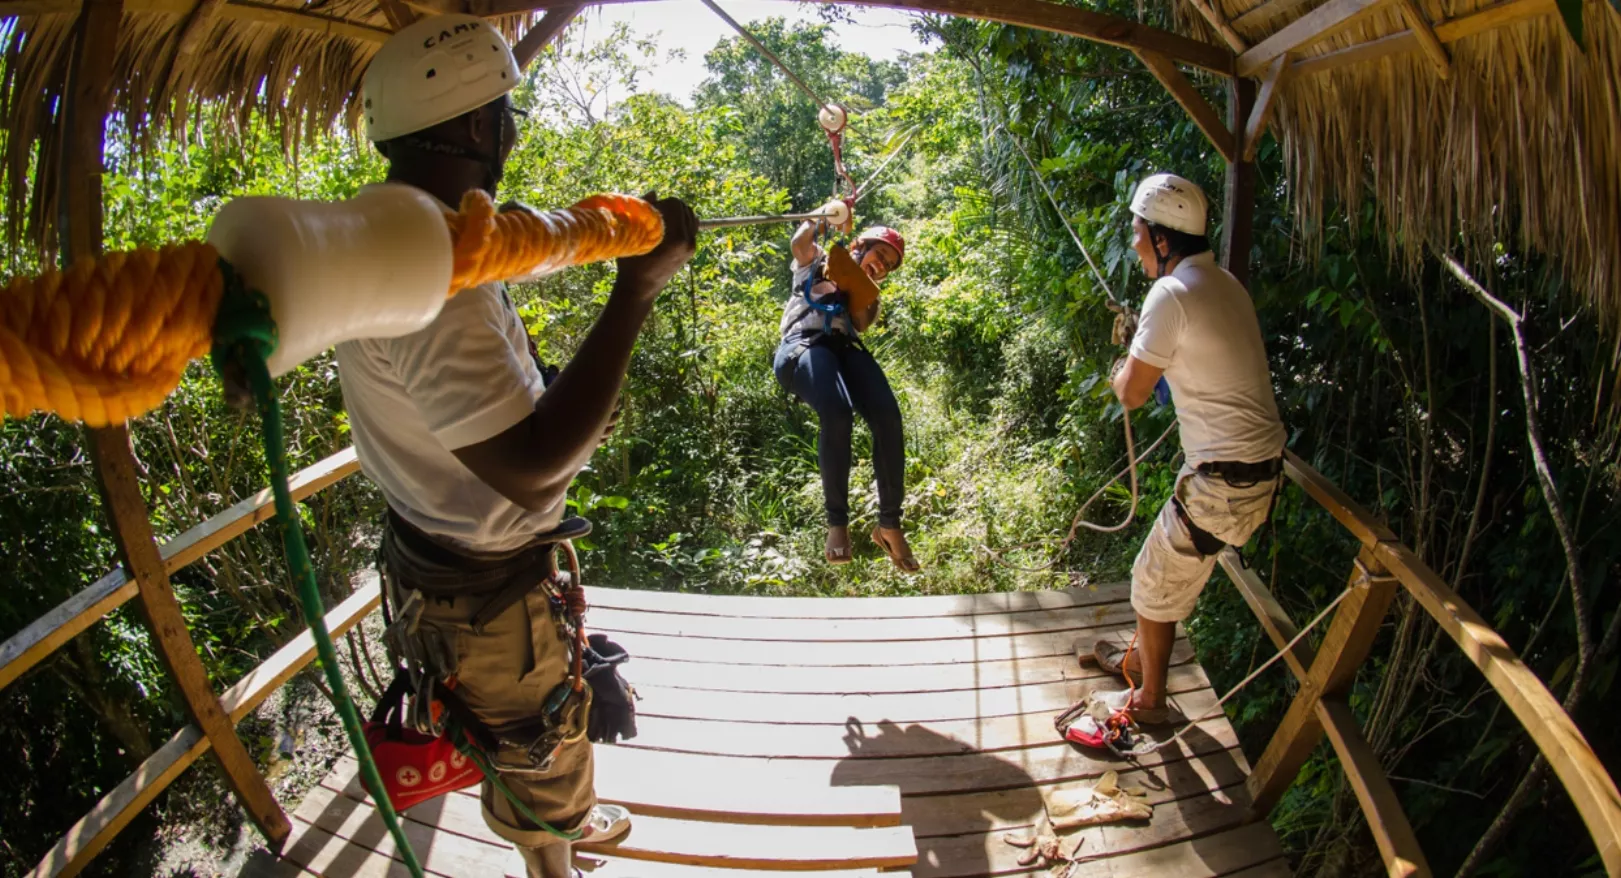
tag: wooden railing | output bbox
[1220,451,1621,877]
[2,446,1618,876]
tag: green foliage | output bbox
[2,13,1618,878]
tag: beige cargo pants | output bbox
[416,588,596,878]
[1131,470,1279,623]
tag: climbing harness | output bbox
[1059,582,1357,759]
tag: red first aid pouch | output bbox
[363,674,482,811]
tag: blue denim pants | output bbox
[773,334,904,528]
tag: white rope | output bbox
[1121,584,1356,757]
[997,125,1123,310]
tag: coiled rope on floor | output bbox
[1,190,664,427]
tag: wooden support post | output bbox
[1186,0,1248,52]
[1133,49,1238,162]
[512,3,581,70]
[1243,54,1289,162]
[1236,0,1391,75]
[61,0,290,849]
[375,0,416,30]
[1246,548,1399,819]
[1221,75,1257,287]
[1392,0,1450,77]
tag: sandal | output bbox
[826,526,853,565]
[872,527,921,573]
[1086,639,1144,678]
[576,803,632,845]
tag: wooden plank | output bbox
[627,665,1215,725]
[1231,0,1316,32]
[1133,49,1238,163]
[1242,54,1290,162]
[1187,0,1247,51]
[0,570,137,692]
[622,635,1196,694]
[334,748,906,828]
[511,3,578,69]
[599,609,1148,667]
[918,819,1282,878]
[1292,0,1554,76]
[583,581,1128,620]
[94,430,287,844]
[164,447,360,571]
[29,589,377,877]
[476,0,1236,75]
[622,686,1224,760]
[1218,549,1313,680]
[913,784,1251,877]
[902,758,1250,837]
[306,780,920,871]
[588,596,1135,642]
[286,793,502,877]
[1283,450,1398,546]
[1376,541,1621,873]
[1392,0,1448,77]
[570,855,893,877]
[1224,860,1297,877]
[1246,549,1397,818]
[374,0,415,29]
[1236,0,1391,76]
[1317,699,1430,877]
[0,447,358,694]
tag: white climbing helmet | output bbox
[1129,173,1208,236]
[362,14,521,143]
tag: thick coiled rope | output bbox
[0,190,664,426]
[445,191,665,293]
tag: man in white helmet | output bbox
[336,15,697,877]
[1086,173,1286,725]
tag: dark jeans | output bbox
[773,336,904,529]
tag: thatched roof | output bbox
[1175,0,1619,330]
[0,0,1616,332]
[0,0,532,256]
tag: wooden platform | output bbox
[243,582,1290,876]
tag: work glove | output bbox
[1111,308,1139,347]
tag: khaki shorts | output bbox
[1131,470,1279,623]
[417,588,596,849]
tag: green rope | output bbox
[211,262,427,878]
[451,724,586,841]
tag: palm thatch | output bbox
[0,1,533,258]
[1180,0,1621,334]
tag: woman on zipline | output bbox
[773,219,920,571]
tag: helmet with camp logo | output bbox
[363,14,521,143]
[1129,173,1208,236]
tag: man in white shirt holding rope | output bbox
[1091,174,1287,724]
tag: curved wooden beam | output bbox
[471,0,1236,75]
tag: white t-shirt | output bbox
[335,282,559,553]
[1130,251,1285,468]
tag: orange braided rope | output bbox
[0,191,664,426]
[444,190,664,293]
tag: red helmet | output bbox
[854,226,905,268]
